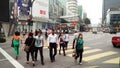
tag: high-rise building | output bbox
[102,0,120,21]
[49,0,65,23]
[66,0,78,15]
[106,8,120,27]
[78,5,83,18]
[83,12,87,19]
[58,0,67,15]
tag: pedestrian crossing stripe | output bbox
[86,66,99,68]
[102,57,120,64]
[83,51,118,62]
[66,47,90,52]
[44,46,48,49]
[84,49,102,54]
[66,49,102,57]
[57,46,90,54]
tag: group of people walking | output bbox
[12,29,84,66]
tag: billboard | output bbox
[18,0,32,20]
[32,0,49,19]
[9,0,18,23]
[0,0,9,22]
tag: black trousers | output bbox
[65,41,68,49]
[75,49,83,63]
[59,43,66,55]
[26,51,34,61]
[72,39,75,49]
[35,47,44,63]
[49,43,57,61]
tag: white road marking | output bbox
[84,49,102,54]
[83,51,118,62]
[0,59,7,62]
[103,57,120,64]
[0,48,24,68]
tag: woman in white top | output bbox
[34,32,44,65]
[59,33,66,56]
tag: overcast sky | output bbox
[77,0,103,26]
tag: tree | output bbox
[83,18,91,25]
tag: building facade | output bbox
[66,0,78,15]
[106,8,120,30]
[16,0,66,32]
[102,0,120,22]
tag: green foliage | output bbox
[83,18,91,25]
[0,37,6,43]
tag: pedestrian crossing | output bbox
[83,51,117,62]
[103,57,120,64]
[58,46,119,65]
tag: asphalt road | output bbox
[0,32,120,68]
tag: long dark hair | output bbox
[28,32,33,38]
[78,33,83,39]
[58,33,62,39]
[15,31,20,36]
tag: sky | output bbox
[77,0,103,26]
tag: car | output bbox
[92,31,97,34]
[110,29,117,34]
[112,32,120,47]
[92,28,97,34]
[103,29,110,33]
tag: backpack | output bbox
[60,37,64,43]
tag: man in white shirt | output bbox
[47,29,58,62]
[72,31,79,49]
[34,32,44,65]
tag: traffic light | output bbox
[28,19,33,26]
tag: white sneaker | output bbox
[79,62,82,65]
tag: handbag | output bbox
[11,40,14,47]
[72,49,76,57]
[24,46,30,52]
[24,39,35,52]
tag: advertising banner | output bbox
[0,0,9,22]
[32,0,49,19]
[18,0,32,20]
[9,0,18,23]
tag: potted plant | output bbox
[0,37,6,43]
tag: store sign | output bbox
[18,22,28,25]
[32,0,49,19]
[72,21,77,27]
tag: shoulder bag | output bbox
[24,39,35,52]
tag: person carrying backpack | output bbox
[59,33,66,56]
[74,33,84,65]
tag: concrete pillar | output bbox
[33,22,37,32]
[9,24,17,35]
[2,22,10,37]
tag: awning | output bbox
[60,15,82,22]
[32,17,49,22]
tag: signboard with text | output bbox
[32,0,49,19]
